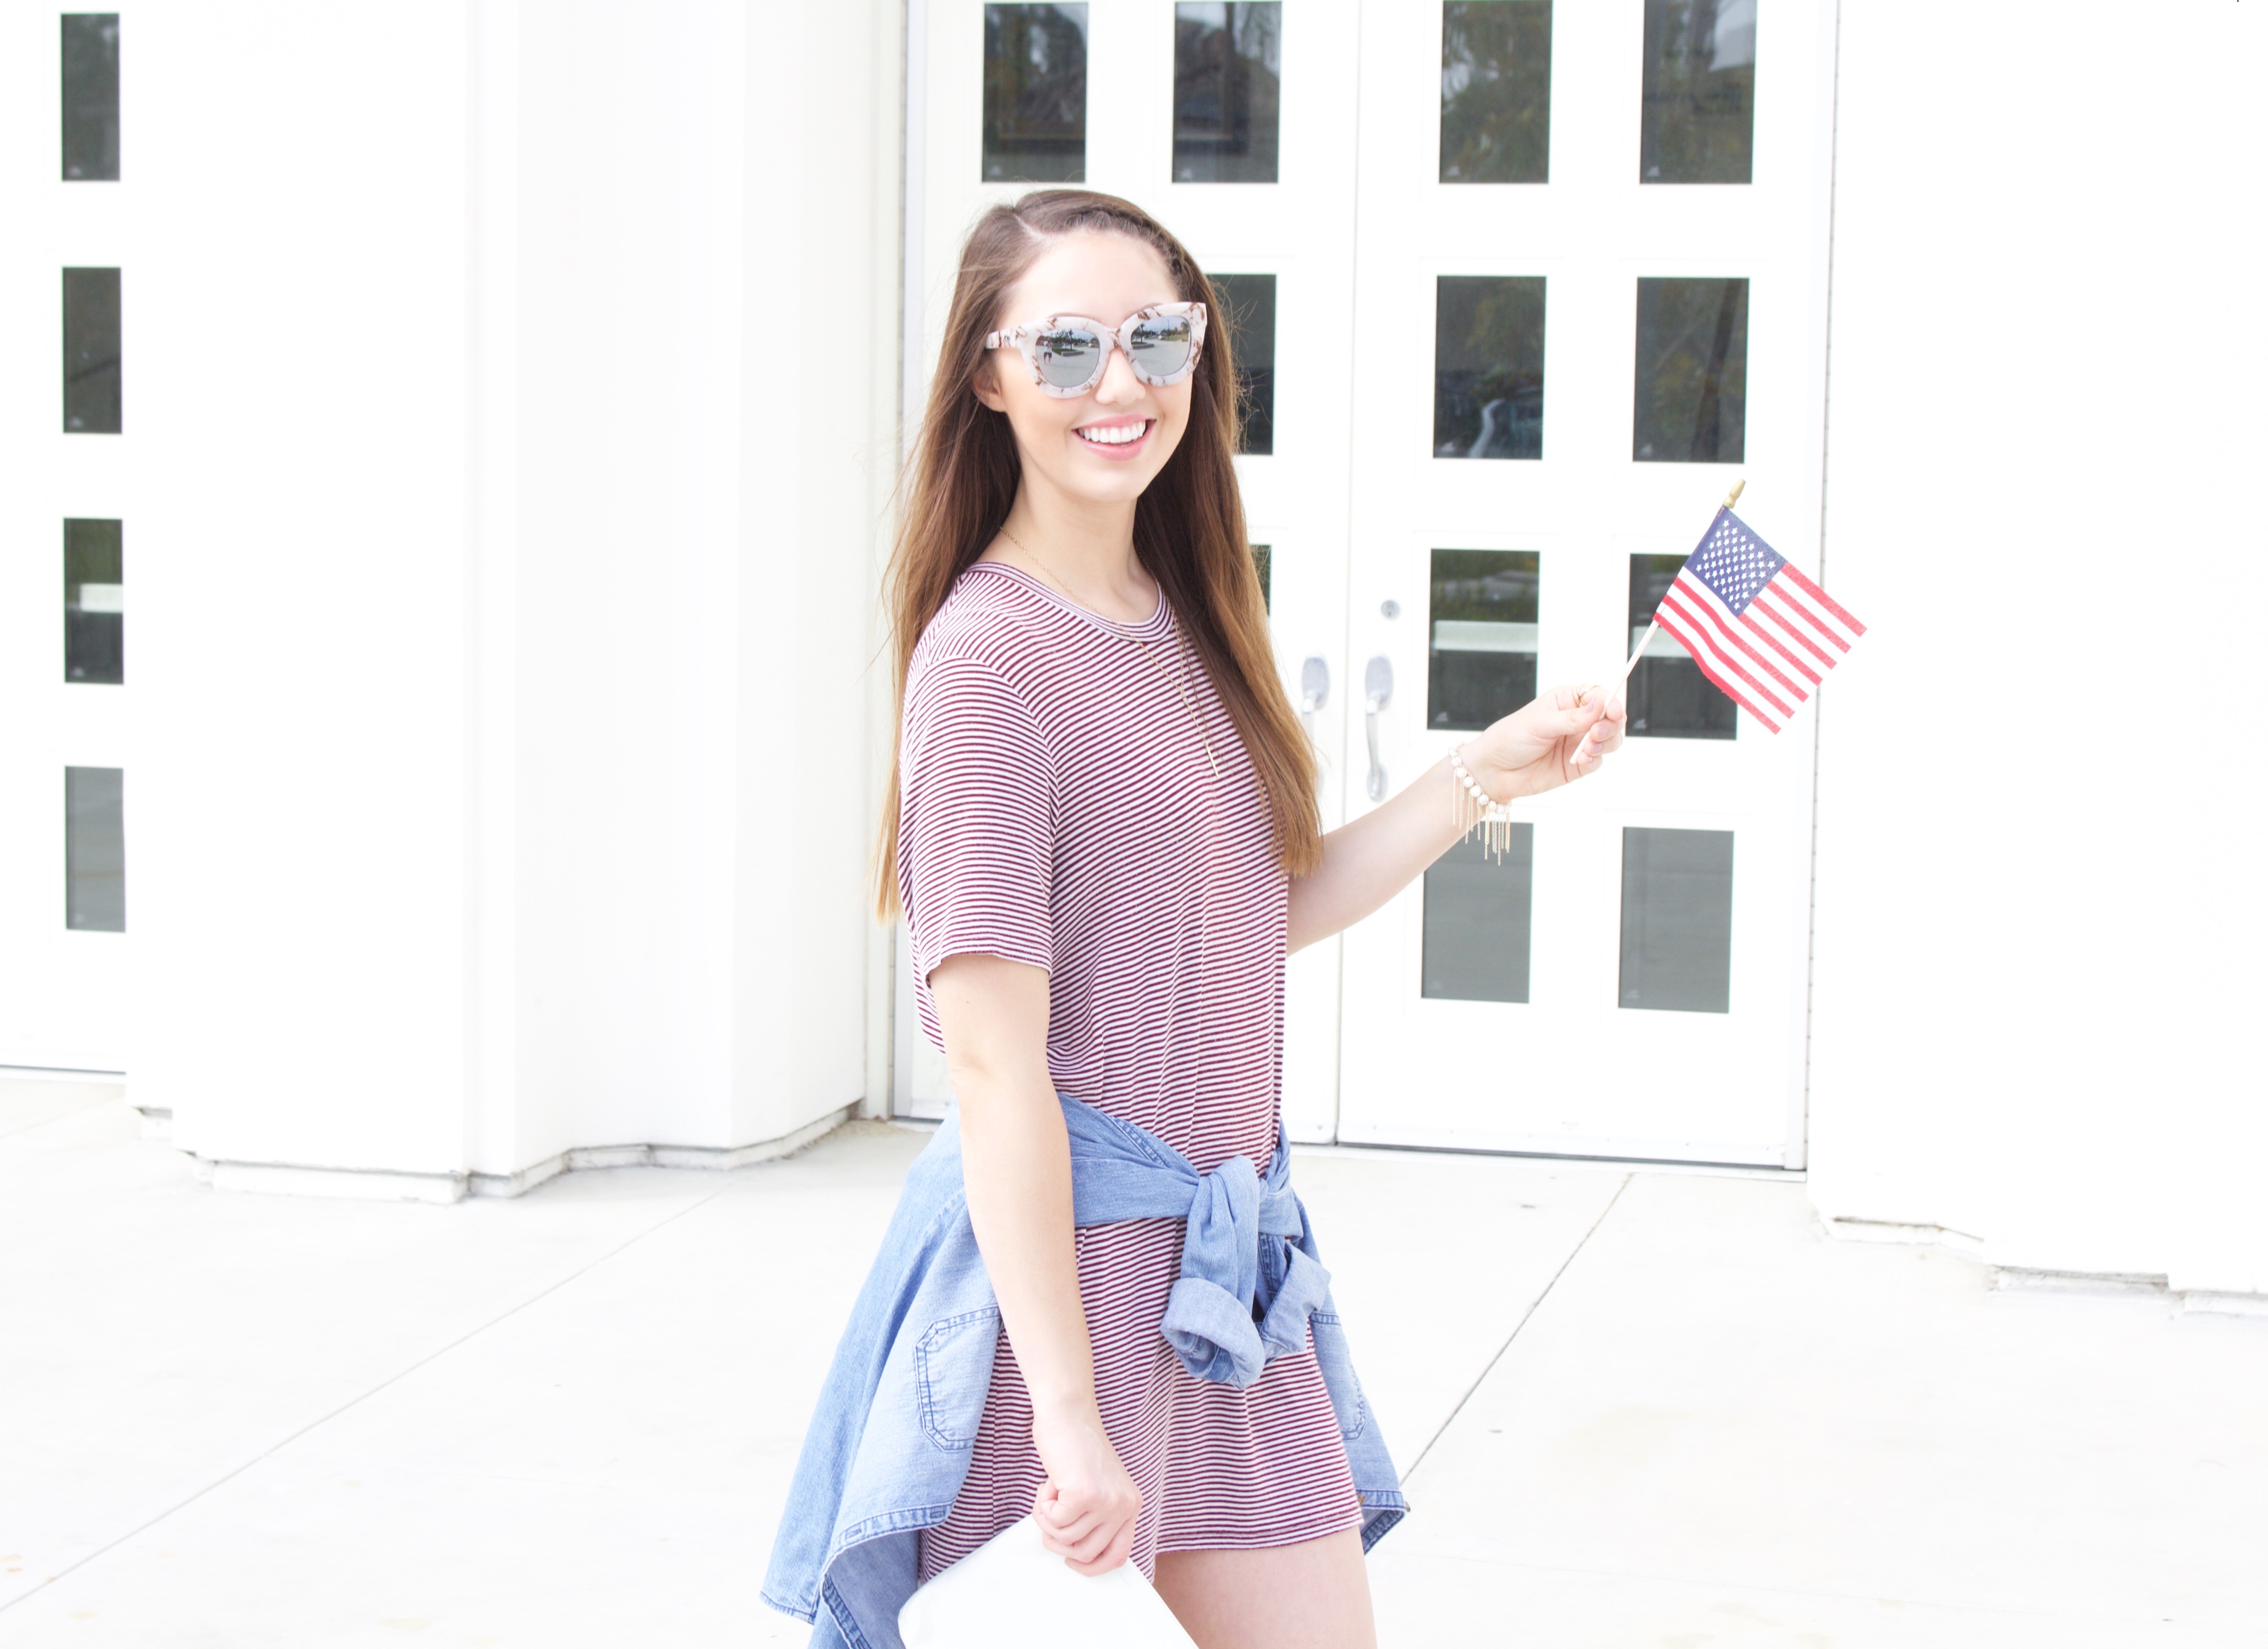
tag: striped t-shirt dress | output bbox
[898,559,1363,1581]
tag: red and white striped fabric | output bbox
[1651,507,1868,733]
[897,560,1363,1582]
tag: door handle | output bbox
[1363,655,1393,803]
[1298,656,1329,741]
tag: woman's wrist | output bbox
[1029,1384,1104,1428]
[1453,738,1520,805]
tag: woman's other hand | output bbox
[1030,1397,1142,1574]
[1467,682,1629,801]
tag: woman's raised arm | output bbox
[1286,684,1627,954]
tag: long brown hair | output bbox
[875,189,1320,917]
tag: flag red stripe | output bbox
[1748,586,1840,668]
[1735,605,1821,687]
[1755,580,1850,655]
[1655,599,1793,723]
[1666,580,1807,705]
[1776,560,1866,635]
[1667,623,1785,732]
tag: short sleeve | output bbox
[898,655,1057,986]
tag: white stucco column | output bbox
[121,0,903,1199]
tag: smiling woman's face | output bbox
[976,231,1191,512]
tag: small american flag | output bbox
[1651,509,1867,733]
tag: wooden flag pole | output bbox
[1615,477,1746,680]
[1573,479,1746,771]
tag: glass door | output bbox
[897,0,1364,1139]
[0,18,130,1073]
[1331,0,1836,1165]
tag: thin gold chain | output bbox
[995,524,1221,780]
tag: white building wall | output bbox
[130,3,479,1179]
[1808,0,2267,1291]
[103,0,899,1191]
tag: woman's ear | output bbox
[972,354,1009,414]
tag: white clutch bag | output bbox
[898,1516,1200,1649]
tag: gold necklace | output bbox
[995,523,1220,781]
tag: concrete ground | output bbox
[4,1078,2262,1648]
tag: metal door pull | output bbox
[1363,656,1392,802]
[1299,656,1329,741]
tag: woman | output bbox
[763,190,1625,1649]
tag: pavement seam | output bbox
[0,1178,742,1615]
[1398,1172,1633,1486]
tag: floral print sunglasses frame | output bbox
[983,302,1209,398]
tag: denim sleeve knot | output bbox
[1158,1150,1336,1388]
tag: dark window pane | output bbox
[1251,543,1271,611]
[1620,826,1732,1012]
[1173,3,1280,183]
[1640,0,1755,183]
[1627,553,1735,738]
[1429,549,1538,731]
[64,267,123,434]
[1212,272,1275,454]
[983,4,1087,182]
[1633,276,1745,463]
[65,519,124,685]
[61,13,120,180]
[1423,826,1535,1002]
[1435,275,1545,459]
[1440,1,1551,183]
[66,766,125,933]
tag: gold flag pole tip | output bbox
[1722,478,1746,510]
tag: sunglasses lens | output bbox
[1127,313,1195,380]
[1034,324,1106,390]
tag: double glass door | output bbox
[906,0,1831,1167]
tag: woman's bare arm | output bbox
[1287,684,1627,953]
[928,952,1141,1573]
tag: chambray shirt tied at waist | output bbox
[1072,1109,1332,1389]
[761,1093,1406,1649]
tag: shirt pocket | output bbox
[915,1306,1003,1450]
[1306,1311,1372,1447]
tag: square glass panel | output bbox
[64,267,123,434]
[1435,275,1545,459]
[1429,550,1538,731]
[1633,276,1745,464]
[1251,543,1271,612]
[1212,272,1275,455]
[66,766,125,933]
[1440,1,1551,183]
[1173,4,1281,183]
[1620,826,1732,1012]
[983,4,1087,182]
[65,519,124,685]
[1627,553,1735,739]
[1423,826,1535,1003]
[62,13,120,180]
[1639,0,1755,183]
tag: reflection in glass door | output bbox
[1331,0,1834,1165]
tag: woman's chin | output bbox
[1033,454,1167,507]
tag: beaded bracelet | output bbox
[1449,744,1519,861]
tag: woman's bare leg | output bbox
[1150,1527,1375,1649]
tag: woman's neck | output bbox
[985,489,1156,625]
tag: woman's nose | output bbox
[1093,344,1144,405]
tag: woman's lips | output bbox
[1075,419,1154,461]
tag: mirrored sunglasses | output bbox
[983,302,1209,398]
